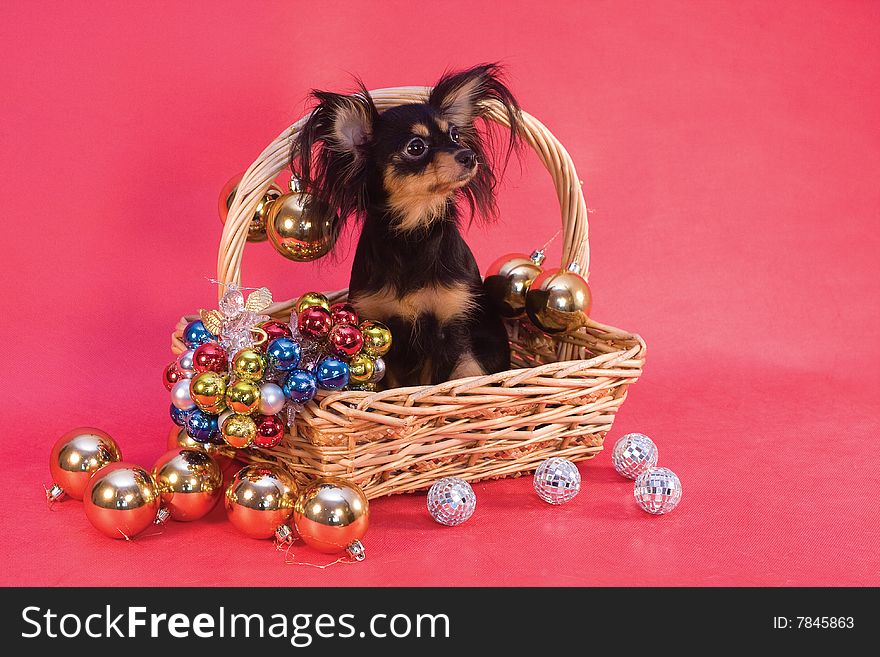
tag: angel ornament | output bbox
[200,284,273,356]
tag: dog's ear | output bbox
[292,85,379,234]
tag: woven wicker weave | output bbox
[172,86,646,499]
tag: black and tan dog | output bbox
[293,64,521,387]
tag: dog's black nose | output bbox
[455,149,476,168]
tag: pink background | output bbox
[1,0,878,586]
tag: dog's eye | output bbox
[449,125,460,143]
[404,137,427,158]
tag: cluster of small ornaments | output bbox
[483,245,593,334]
[612,432,682,514]
[165,285,392,452]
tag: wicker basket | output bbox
[172,86,646,499]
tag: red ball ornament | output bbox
[163,362,184,391]
[330,303,359,327]
[261,320,293,343]
[298,306,333,340]
[328,323,364,358]
[253,414,285,448]
[192,342,229,374]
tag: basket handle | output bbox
[218,86,590,301]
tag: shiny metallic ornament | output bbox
[221,413,257,448]
[298,306,333,341]
[359,320,392,357]
[612,433,659,480]
[183,320,216,349]
[525,263,593,334]
[266,179,337,261]
[258,382,286,415]
[226,380,261,415]
[259,320,293,344]
[253,414,285,448]
[162,362,184,391]
[185,409,220,443]
[152,449,223,521]
[167,425,204,451]
[295,292,331,314]
[83,463,161,539]
[232,348,266,381]
[533,457,581,504]
[282,369,318,403]
[315,356,350,390]
[369,357,386,383]
[192,343,228,374]
[225,464,298,539]
[171,379,196,411]
[47,428,122,502]
[634,467,682,514]
[483,249,546,319]
[219,174,283,243]
[348,353,375,384]
[427,477,476,526]
[169,404,191,427]
[265,337,301,371]
[189,371,228,414]
[293,478,369,557]
[330,303,359,326]
[328,323,364,359]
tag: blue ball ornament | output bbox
[266,337,301,371]
[169,403,191,427]
[282,369,318,403]
[185,409,220,444]
[183,320,216,349]
[315,356,350,390]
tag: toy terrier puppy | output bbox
[293,64,521,388]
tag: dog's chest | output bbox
[351,283,475,325]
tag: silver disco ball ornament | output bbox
[634,467,682,515]
[611,432,659,479]
[533,457,581,505]
[427,477,476,526]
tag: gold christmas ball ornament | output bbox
[47,428,123,502]
[167,426,204,451]
[225,380,261,415]
[348,353,375,384]
[219,174,283,243]
[525,263,593,334]
[82,463,161,539]
[266,178,337,262]
[232,348,266,382]
[295,291,331,313]
[151,449,224,521]
[293,478,369,559]
[360,320,392,357]
[225,464,298,539]
[483,249,546,319]
[189,371,228,414]
[221,413,257,449]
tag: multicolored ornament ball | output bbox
[183,320,215,349]
[612,433,659,480]
[315,356,350,390]
[258,382,286,415]
[328,323,364,358]
[253,414,285,448]
[348,352,374,384]
[233,348,267,381]
[330,303,359,326]
[192,342,228,374]
[185,409,219,443]
[265,337,301,371]
[282,369,318,403]
[171,378,196,411]
[295,291,331,313]
[360,320,392,357]
[152,449,223,521]
[189,371,228,414]
[226,380,261,414]
[83,463,162,539]
[427,477,476,526]
[634,467,682,515]
[47,428,122,502]
[221,413,257,448]
[533,457,581,505]
[298,306,333,341]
